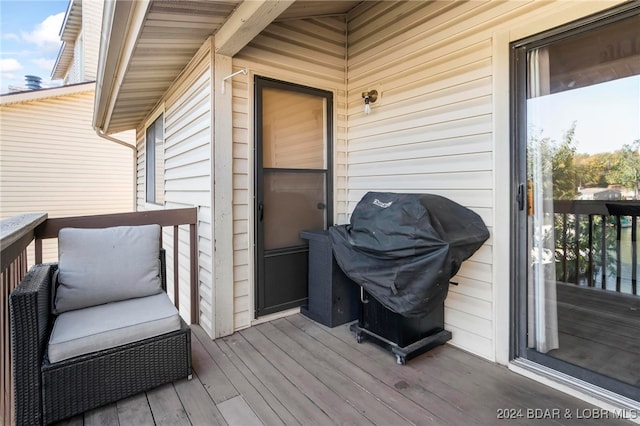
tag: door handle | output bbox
[517,183,525,211]
[317,202,326,210]
[258,202,264,221]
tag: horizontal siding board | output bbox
[261,25,345,62]
[351,119,492,154]
[466,244,492,264]
[352,34,485,87]
[362,75,491,129]
[349,133,492,163]
[446,324,493,360]
[0,91,134,221]
[348,61,492,119]
[165,109,211,147]
[445,291,492,321]
[238,46,344,85]
[166,77,211,131]
[165,130,211,164]
[165,160,210,180]
[232,205,249,221]
[164,175,211,191]
[233,265,249,282]
[449,277,493,303]
[455,261,492,284]
[445,307,492,340]
[163,190,211,207]
[349,1,524,71]
[348,171,493,190]
[233,246,249,265]
[348,152,492,177]
[348,96,492,140]
[348,0,451,45]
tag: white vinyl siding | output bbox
[232,16,348,330]
[0,87,134,263]
[346,1,503,359]
[68,36,83,84]
[57,0,102,84]
[136,43,213,333]
[81,0,102,81]
[346,0,624,360]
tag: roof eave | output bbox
[95,0,296,134]
[51,0,82,79]
[94,0,150,134]
[51,41,74,80]
[59,0,82,40]
[0,81,96,106]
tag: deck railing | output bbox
[1,213,47,426]
[1,208,198,425]
[554,199,639,295]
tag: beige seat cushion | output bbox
[48,293,181,364]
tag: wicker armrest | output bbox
[10,264,54,425]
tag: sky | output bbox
[0,0,69,94]
[528,75,640,155]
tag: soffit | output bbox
[51,0,82,80]
[277,1,362,20]
[60,0,83,41]
[107,0,240,132]
[104,0,362,133]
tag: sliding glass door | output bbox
[512,4,640,401]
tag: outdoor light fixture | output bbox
[362,90,378,114]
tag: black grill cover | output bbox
[329,192,489,317]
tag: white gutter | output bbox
[94,126,137,211]
[94,126,135,151]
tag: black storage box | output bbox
[351,290,452,364]
[360,290,445,347]
[300,230,360,327]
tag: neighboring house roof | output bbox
[578,187,623,200]
[0,81,96,106]
[52,0,83,80]
[93,0,362,134]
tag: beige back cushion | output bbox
[54,224,162,313]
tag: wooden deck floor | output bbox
[552,283,640,386]
[56,314,633,426]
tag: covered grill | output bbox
[329,192,489,363]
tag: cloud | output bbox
[21,12,64,48]
[1,59,24,91]
[32,57,55,71]
[0,58,23,73]
[3,33,20,42]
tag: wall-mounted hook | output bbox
[221,69,248,94]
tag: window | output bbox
[146,113,164,205]
[512,5,640,401]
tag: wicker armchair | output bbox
[10,229,192,425]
